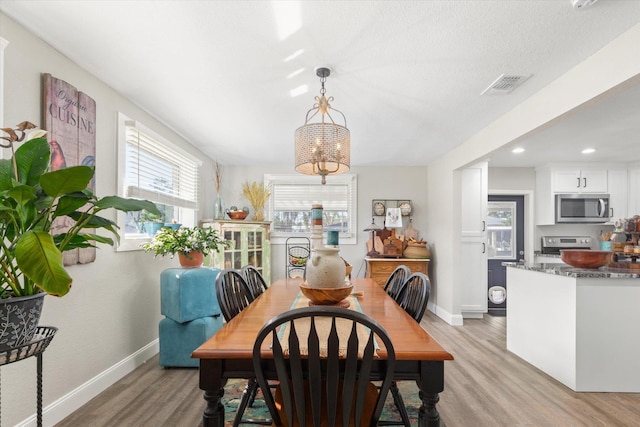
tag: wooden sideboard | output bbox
[365,257,429,287]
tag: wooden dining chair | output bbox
[396,272,431,323]
[380,271,430,427]
[252,306,396,427]
[241,264,269,300]
[380,272,432,426]
[384,265,410,302]
[215,269,270,426]
[215,269,256,322]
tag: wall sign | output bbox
[43,73,97,265]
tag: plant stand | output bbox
[0,326,57,427]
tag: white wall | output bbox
[0,13,215,426]
[427,23,640,325]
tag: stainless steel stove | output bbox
[541,236,593,255]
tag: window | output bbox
[264,174,357,245]
[116,113,201,251]
[486,201,516,259]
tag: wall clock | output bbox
[398,201,412,216]
[372,201,386,216]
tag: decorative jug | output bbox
[305,247,346,288]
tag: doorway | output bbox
[487,195,524,316]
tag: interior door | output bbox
[487,195,524,316]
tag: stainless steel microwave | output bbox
[555,193,610,223]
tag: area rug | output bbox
[221,378,422,426]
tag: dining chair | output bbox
[241,264,269,300]
[380,271,431,427]
[396,272,431,323]
[253,306,396,427]
[215,269,270,426]
[384,265,411,302]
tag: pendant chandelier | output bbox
[295,67,350,184]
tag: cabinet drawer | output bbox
[366,259,429,287]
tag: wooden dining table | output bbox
[192,277,454,427]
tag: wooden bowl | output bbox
[300,283,353,305]
[560,249,612,269]
[227,211,248,220]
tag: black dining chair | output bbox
[380,272,432,426]
[241,264,269,300]
[253,306,396,427]
[215,269,270,426]
[396,272,431,323]
[384,265,411,302]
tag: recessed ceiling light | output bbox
[582,148,596,154]
[512,147,525,154]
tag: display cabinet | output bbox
[200,220,271,284]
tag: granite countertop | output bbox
[504,262,640,279]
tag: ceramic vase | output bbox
[305,247,347,288]
[0,292,45,351]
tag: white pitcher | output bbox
[305,247,346,288]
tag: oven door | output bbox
[555,194,610,223]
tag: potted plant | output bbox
[141,225,229,268]
[140,210,165,236]
[0,121,161,350]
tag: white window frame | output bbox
[264,173,357,245]
[116,112,202,251]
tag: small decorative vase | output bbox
[178,251,204,268]
[213,194,225,220]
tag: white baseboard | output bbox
[16,339,159,427]
[428,302,464,326]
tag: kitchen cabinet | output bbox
[607,168,628,222]
[200,220,271,284]
[459,161,488,318]
[365,257,429,287]
[629,167,640,216]
[536,165,622,225]
[552,168,607,193]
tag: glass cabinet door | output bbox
[202,220,271,284]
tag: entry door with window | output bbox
[487,195,524,316]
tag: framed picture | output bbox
[372,200,386,216]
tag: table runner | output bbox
[277,292,379,358]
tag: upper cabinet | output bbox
[536,165,627,225]
[552,168,608,193]
[629,166,640,216]
[607,169,628,222]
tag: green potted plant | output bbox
[0,121,161,350]
[141,225,229,268]
[140,210,165,236]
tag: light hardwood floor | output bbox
[55,312,640,426]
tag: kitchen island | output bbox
[505,262,640,392]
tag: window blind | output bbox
[125,123,199,210]
[272,182,351,212]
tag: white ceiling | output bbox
[2,1,639,168]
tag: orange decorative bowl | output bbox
[227,211,248,220]
[300,283,353,305]
[560,250,612,269]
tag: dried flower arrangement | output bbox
[241,181,271,221]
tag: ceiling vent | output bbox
[481,74,531,96]
[571,0,598,10]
